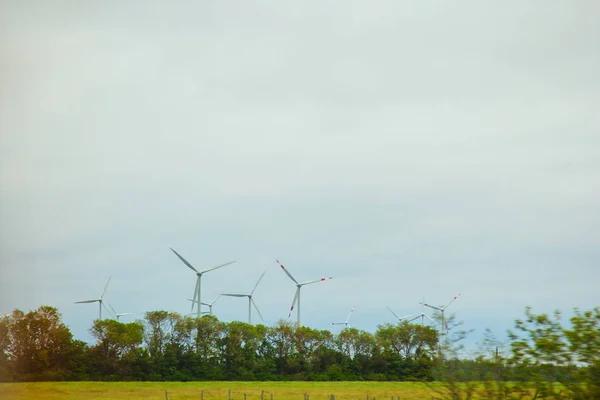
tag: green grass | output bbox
[0,381,440,400]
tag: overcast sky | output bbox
[1,1,599,348]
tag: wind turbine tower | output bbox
[170,248,235,317]
[276,259,333,327]
[74,277,112,320]
[221,270,266,324]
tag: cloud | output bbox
[1,1,598,344]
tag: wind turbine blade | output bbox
[386,306,401,320]
[118,313,134,317]
[424,314,437,324]
[102,302,113,317]
[288,287,300,318]
[407,315,421,323]
[210,295,222,305]
[276,259,299,284]
[170,248,198,273]
[345,307,355,323]
[193,278,199,300]
[74,299,98,304]
[202,260,236,274]
[108,303,117,317]
[221,293,248,298]
[442,292,462,310]
[251,270,267,295]
[187,299,199,312]
[422,303,443,312]
[300,277,333,286]
[251,299,264,322]
[100,277,111,299]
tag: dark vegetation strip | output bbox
[0,306,598,399]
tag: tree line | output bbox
[0,307,438,382]
[1,305,598,400]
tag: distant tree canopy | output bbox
[1,304,599,400]
[0,306,438,382]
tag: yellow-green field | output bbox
[0,381,446,400]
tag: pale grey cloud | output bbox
[1,1,598,344]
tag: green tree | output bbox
[376,321,439,380]
[142,311,199,380]
[219,321,264,380]
[191,314,225,379]
[143,311,170,358]
[376,321,439,360]
[508,306,600,400]
[0,314,12,381]
[563,307,600,399]
[266,320,297,376]
[4,306,81,381]
[335,327,377,379]
[89,319,143,379]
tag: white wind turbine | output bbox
[108,303,134,321]
[188,295,221,316]
[74,277,112,320]
[408,297,437,326]
[407,312,437,325]
[331,307,355,328]
[221,270,266,324]
[386,306,413,322]
[170,248,235,317]
[421,292,462,336]
[276,259,333,327]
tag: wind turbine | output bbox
[74,277,112,320]
[331,307,355,328]
[386,306,413,322]
[408,297,436,326]
[201,297,220,315]
[188,294,221,316]
[421,292,462,336]
[108,303,134,321]
[170,248,235,317]
[221,270,266,324]
[407,312,437,325]
[276,258,333,327]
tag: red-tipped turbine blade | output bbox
[277,259,299,284]
[300,277,333,286]
[287,288,299,318]
[442,292,462,310]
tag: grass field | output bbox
[0,381,446,400]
